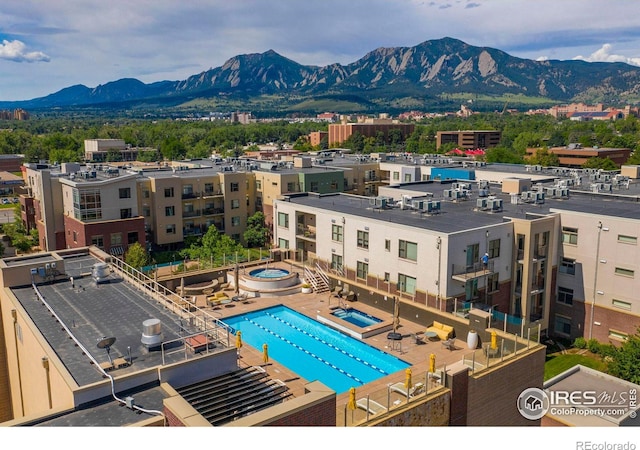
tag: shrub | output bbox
[573,337,587,349]
[587,338,600,354]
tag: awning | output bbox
[109,246,125,256]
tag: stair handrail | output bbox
[304,266,319,291]
[314,262,330,289]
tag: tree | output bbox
[181,226,243,264]
[528,147,559,167]
[243,212,269,248]
[124,242,150,270]
[582,157,618,170]
[607,327,640,384]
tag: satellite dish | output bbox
[97,337,116,349]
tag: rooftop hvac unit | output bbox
[477,189,489,198]
[370,196,392,209]
[141,318,163,350]
[452,182,471,191]
[476,198,488,210]
[478,180,490,189]
[92,262,109,284]
[426,200,441,213]
[488,197,503,212]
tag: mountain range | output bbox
[3,37,640,115]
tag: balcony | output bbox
[182,209,201,218]
[451,260,494,282]
[203,207,225,216]
[533,245,548,260]
[183,226,204,236]
[202,190,223,198]
[296,225,316,240]
[181,191,199,200]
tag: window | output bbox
[72,188,102,221]
[256,180,262,190]
[487,273,499,292]
[562,226,578,245]
[332,224,343,242]
[398,240,417,261]
[608,329,628,341]
[287,182,296,192]
[91,235,104,248]
[384,272,390,282]
[204,183,214,194]
[111,233,122,245]
[230,182,239,192]
[182,184,193,197]
[164,187,174,198]
[612,299,631,311]
[615,267,634,277]
[393,172,399,181]
[398,273,416,295]
[142,190,150,199]
[166,224,176,234]
[554,315,571,336]
[278,238,289,249]
[488,239,500,258]
[231,216,240,227]
[231,199,240,209]
[127,232,138,244]
[557,287,574,305]
[72,231,77,243]
[231,233,240,241]
[310,182,318,191]
[120,208,132,219]
[277,212,289,228]
[142,206,150,217]
[331,254,343,271]
[559,257,576,275]
[165,206,175,217]
[404,173,412,182]
[357,261,368,280]
[357,230,369,249]
[618,234,637,245]
[385,239,391,252]
[330,180,338,190]
[119,187,131,199]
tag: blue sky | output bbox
[1,0,640,101]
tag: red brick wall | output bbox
[266,397,336,426]
[63,216,145,253]
[163,406,186,427]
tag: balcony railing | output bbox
[182,209,201,218]
[181,192,199,199]
[296,224,316,239]
[451,260,494,282]
[183,226,204,236]
[202,190,223,197]
[203,207,225,215]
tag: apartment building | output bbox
[525,144,632,168]
[274,165,640,342]
[436,130,501,150]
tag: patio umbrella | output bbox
[393,297,400,332]
[491,331,498,350]
[404,368,412,390]
[262,343,269,363]
[234,262,239,294]
[235,331,243,350]
[347,387,357,411]
[429,353,436,373]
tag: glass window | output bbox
[612,299,631,310]
[231,199,240,209]
[164,187,174,198]
[385,239,391,252]
[277,212,289,228]
[91,235,104,248]
[331,254,343,271]
[287,182,296,192]
[72,231,77,243]
[357,261,368,279]
[111,233,122,245]
[559,258,575,275]
[487,273,499,292]
[615,267,634,277]
[332,224,343,242]
[608,329,628,341]
[231,216,240,227]
[617,235,637,245]
[399,240,417,261]
[127,232,138,244]
[73,188,102,221]
[357,230,369,249]
[256,180,262,190]
[142,190,150,199]
[166,224,176,234]
[393,172,399,180]
[165,206,175,216]
[278,238,289,249]
[562,226,578,245]
[554,315,571,336]
[398,273,416,295]
[119,187,131,199]
[488,239,500,258]
[120,208,132,219]
[204,183,214,194]
[230,182,239,192]
[557,287,574,305]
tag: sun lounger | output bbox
[389,381,425,397]
[356,398,387,415]
[442,338,457,351]
[411,333,425,344]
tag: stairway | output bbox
[304,265,330,293]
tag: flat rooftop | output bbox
[11,253,224,387]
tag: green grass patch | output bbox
[544,351,607,381]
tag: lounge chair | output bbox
[411,333,425,345]
[332,286,343,297]
[389,381,425,397]
[356,398,387,415]
[345,291,356,302]
[442,338,457,351]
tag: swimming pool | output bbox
[223,305,409,394]
[331,307,383,328]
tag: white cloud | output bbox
[574,43,640,66]
[0,39,49,62]
[536,56,549,62]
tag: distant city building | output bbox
[230,111,254,124]
[525,144,632,168]
[436,130,501,150]
[0,109,29,120]
[548,102,638,120]
[328,118,415,146]
[309,131,328,147]
[84,139,158,162]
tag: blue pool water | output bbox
[249,268,290,278]
[331,307,383,328]
[223,305,409,394]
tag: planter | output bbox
[467,330,478,349]
[301,286,312,294]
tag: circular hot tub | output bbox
[242,267,299,290]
